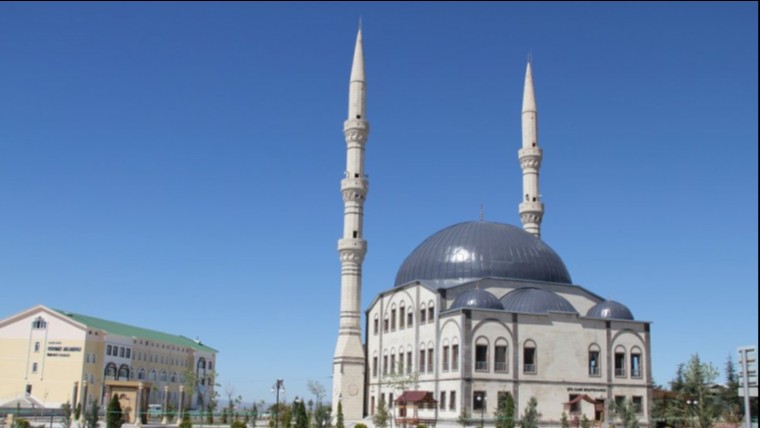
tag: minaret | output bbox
[332,24,368,421]
[518,60,544,238]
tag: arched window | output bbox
[523,340,537,374]
[138,368,146,380]
[475,337,489,372]
[171,372,177,383]
[32,317,47,329]
[630,346,643,378]
[118,364,130,380]
[451,338,460,372]
[614,345,627,377]
[105,363,118,379]
[427,300,435,323]
[494,338,509,373]
[160,371,168,382]
[373,314,379,335]
[150,369,158,381]
[588,344,601,376]
[420,303,427,323]
[399,303,406,329]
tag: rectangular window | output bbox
[407,311,413,327]
[589,351,600,376]
[420,308,427,323]
[407,352,412,374]
[524,347,536,373]
[569,394,580,414]
[440,392,446,410]
[371,396,375,416]
[615,352,626,377]
[391,309,397,330]
[449,391,456,411]
[631,353,641,378]
[452,344,459,371]
[442,345,450,371]
[473,391,486,411]
[32,362,38,373]
[384,318,389,333]
[383,355,388,375]
[86,353,91,363]
[632,396,643,413]
[34,342,40,352]
[92,354,96,364]
[495,345,508,372]
[428,306,434,323]
[120,347,125,358]
[374,318,379,335]
[400,306,406,329]
[475,345,489,371]
[419,349,426,373]
[399,353,405,373]
[107,345,112,356]
[126,349,131,359]
[373,357,378,377]
[390,354,396,374]
[614,396,625,409]
[427,347,434,372]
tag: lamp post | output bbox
[476,395,486,428]
[162,385,170,424]
[271,379,285,428]
[686,399,698,428]
[178,385,185,424]
[293,396,301,428]
[80,380,89,424]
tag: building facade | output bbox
[0,305,217,420]
[329,30,652,427]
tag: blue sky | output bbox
[1,2,757,405]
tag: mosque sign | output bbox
[47,341,82,357]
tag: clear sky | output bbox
[1,2,757,406]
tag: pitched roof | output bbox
[395,391,437,404]
[52,309,217,353]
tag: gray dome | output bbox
[394,221,572,287]
[450,289,503,311]
[586,300,634,320]
[500,287,577,314]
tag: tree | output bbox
[722,355,744,426]
[107,394,124,428]
[373,397,390,428]
[494,393,515,428]
[518,397,541,428]
[560,413,570,428]
[179,413,192,428]
[336,401,345,428]
[60,401,72,428]
[294,400,308,428]
[458,409,473,428]
[308,380,331,428]
[84,400,100,428]
[610,398,640,428]
[681,354,720,428]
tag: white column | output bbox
[518,61,545,238]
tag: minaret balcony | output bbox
[519,201,545,214]
[341,177,369,197]
[343,118,370,133]
[519,147,543,159]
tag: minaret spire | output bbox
[333,24,369,421]
[518,60,544,237]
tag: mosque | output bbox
[331,27,652,428]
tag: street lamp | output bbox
[271,379,285,428]
[686,399,698,428]
[293,396,301,428]
[476,394,486,428]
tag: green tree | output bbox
[722,355,744,426]
[373,397,390,428]
[179,413,192,428]
[518,397,541,428]
[495,393,515,428]
[560,413,570,428]
[336,401,345,428]
[580,414,591,428]
[84,400,100,428]
[294,400,308,428]
[610,398,640,428]
[75,403,82,421]
[107,394,124,428]
[682,354,720,428]
[458,409,473,428]
[60,401,72,428]
[313,404,331,428]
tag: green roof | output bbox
[53,309,217,353]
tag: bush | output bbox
[14,419,31,428]
[418,424,427,428]
[355,424,368,428]
[231,421,247,428]
[179,414,193,428]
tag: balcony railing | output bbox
[495,362,508,372]
[615,367,626,377]
[524,363,536,373]
[475,361,488,372]
[589,366,600,376]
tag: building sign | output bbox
[47,342,83,357]
[567,387,607,393]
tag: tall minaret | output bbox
[518,60,544,238]
[332,24,368,421]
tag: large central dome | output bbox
[394,221,572,287]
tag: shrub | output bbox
[179,414,193,428]
[355,424,368,428]
[231,421,247,428]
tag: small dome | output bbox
[586,300,634,320]
[500,287,577,314]
[394,221,572,287]
[450,289,503,311]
